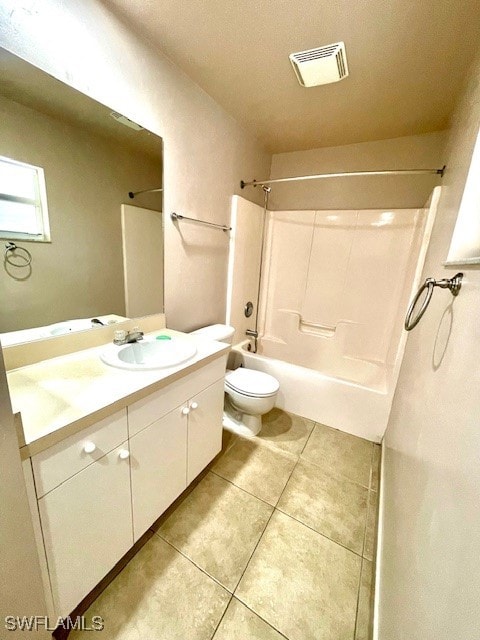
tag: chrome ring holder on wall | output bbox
[4,241,32,267]
[404,273,463,331]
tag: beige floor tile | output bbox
[259,408,315,455]
[70,535,230,640]
[157,472,273,591]
[363,491,378,561]
[213,598,286,640]
[212,436,297,505]
[302,423,373,487]
[236,511,361,640]
[277,458,368,554]
[355,559,375,640]
[370,444,381,492]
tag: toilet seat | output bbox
[225,368,279,398]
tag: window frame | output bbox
[0,155,51,243]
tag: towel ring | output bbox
[404,273,463,331]
[4,242,32,267]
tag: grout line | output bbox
[299,421,316,455]
[274,506,366,559]
[234,430,301,460]
[208,468,277,509]
[362,495,369,559]
[298,450,371,490]
[273,454,300,508]
[353,556,366,640]
[368,442,376,491]
[362,490,379,561]
[209,593,234,640]
[150,470,276,593]
[274,450,369,559]
[231,596,290,639]
[231,505,277,595]
[155,533,235,594]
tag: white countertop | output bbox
[7,329,229,458]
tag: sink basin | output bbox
[48,319,93,336]
[100,338,197,370]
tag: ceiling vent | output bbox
[289,42,349,87]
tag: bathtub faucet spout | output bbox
[245,329,258,338]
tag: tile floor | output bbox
[71,410,380,640]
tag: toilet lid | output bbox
[225,368,279,397]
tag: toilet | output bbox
[190,324,279,437]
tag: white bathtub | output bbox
[230,340,391,443]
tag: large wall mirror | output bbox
[0,48,163,345]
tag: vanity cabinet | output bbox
[27,355,226,618]
[38,441,133,616]
[187,379,224,483]
[129,373,225,541]
[130,406,187,541]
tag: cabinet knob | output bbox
[190,402,198,410]
[182,406,190,415]
[118,449,130,460]
[83,441,96,454]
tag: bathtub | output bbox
[230,340,391,443]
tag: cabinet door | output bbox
[187,378,224,485]
[130,406,187,541]
[38,443,133,617]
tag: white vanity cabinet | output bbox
[129,406,187,541]
[128,360,226,541]
[38,443,133,616]
[186,378,224,484]
[27,353,227,619]
[32,409,132,617]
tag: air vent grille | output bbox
[336,50,347,78]
[110,111,144,131]
[289,42,349,87]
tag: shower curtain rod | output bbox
[240,166,446,189]
[128,187,163,199]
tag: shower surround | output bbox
[228,191,438,441]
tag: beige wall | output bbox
[377,58,480,638]
[269,132,447,210]
[0,0,270,333]
[0,94,161,332]
[0,1,269,623]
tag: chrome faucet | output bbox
[245,329,258,338]
[113,327,144,345]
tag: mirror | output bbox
[0,48,163,345]
[445,123,480,265]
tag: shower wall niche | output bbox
[258,207,429,390]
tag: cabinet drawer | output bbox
[32,409,128,498]
[128,356,226,437]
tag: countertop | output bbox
[7,329,229,459]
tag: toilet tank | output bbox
[190,324,235,344]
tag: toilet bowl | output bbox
[223,367,279,436]
[190,324,280,437]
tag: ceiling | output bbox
[104,0,480,153]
